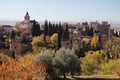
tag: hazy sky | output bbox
[0,0,120,23]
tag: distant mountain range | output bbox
[0,21,120,29]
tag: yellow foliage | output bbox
[51,33,58,44]
[90,35,99,49]
[84,50,106,63]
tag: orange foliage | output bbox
[0,54,47,80]
[39,34,51,43]
[39,34,44,41]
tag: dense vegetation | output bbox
[0,19,120,79]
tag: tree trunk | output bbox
[63,73,66,79]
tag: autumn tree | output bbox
[90,35,99,50]
[32,36,45,53]
[80,50,105,75]
[0,54,47,80]
[104,37,120,59]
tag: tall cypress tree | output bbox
[57,22,63,49]
[10,30,16,39]
[63,23,69,40]
[88,27,93,37]
[44,20,48,41]
[52,24,55,34]
[115,31,119,37]
[55,24,58,33]
[48,22,52,36]
[31,20,41,37]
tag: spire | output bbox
[24,11,30,22]
[26,11,29,16]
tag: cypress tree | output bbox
[88,27,93,37]
[31,20,41,37]
[57,22,63,49]
[44,20,48,41]
[63,23,69,40]
[52,24,55,34]
[10,30,16,39]
[31,20,36,37]
[48,22,52,36]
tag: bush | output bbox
[80,50,105,75]
[80,58,98,75]
[101,59,120,77]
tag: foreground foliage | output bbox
[0,54,47,80]
[80,50,105,75]
[101,59,120,78]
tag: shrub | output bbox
[80,58,98,75]
[80,50,105,75]
[101,58,120,77]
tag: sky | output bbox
[0,0,120,23]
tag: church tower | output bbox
[24,11,30,23]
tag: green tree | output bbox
[57,23,63,50]
[63,24,69,40]
[35,51,53,75]
[53,48,80,78]
[31,20,41,37]
[44,20,48,41]
[88,27,93,37]
[10,30,16,39]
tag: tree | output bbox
[63,23,69,40]
[51,33,58,45]
[35,51,53,75]
[10,30,16,39]
[0,54,47,80]
[32,36,45,53]
[48,22,53,36]
[114,31,119,37]
[80,50,105,75]
[57,23,63,49]
[88,27,93,37]
[53,48,80,78]
[101,58,120,78]
[104,37,120,59]
[44,20,48,41]
[90,35,99,50]
[31,20,41,37]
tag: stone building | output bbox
[98,21,110,37]
[9,38,21,57]
[9,30,21,57]
[99,35,107,49]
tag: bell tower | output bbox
[24,11,30,23]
